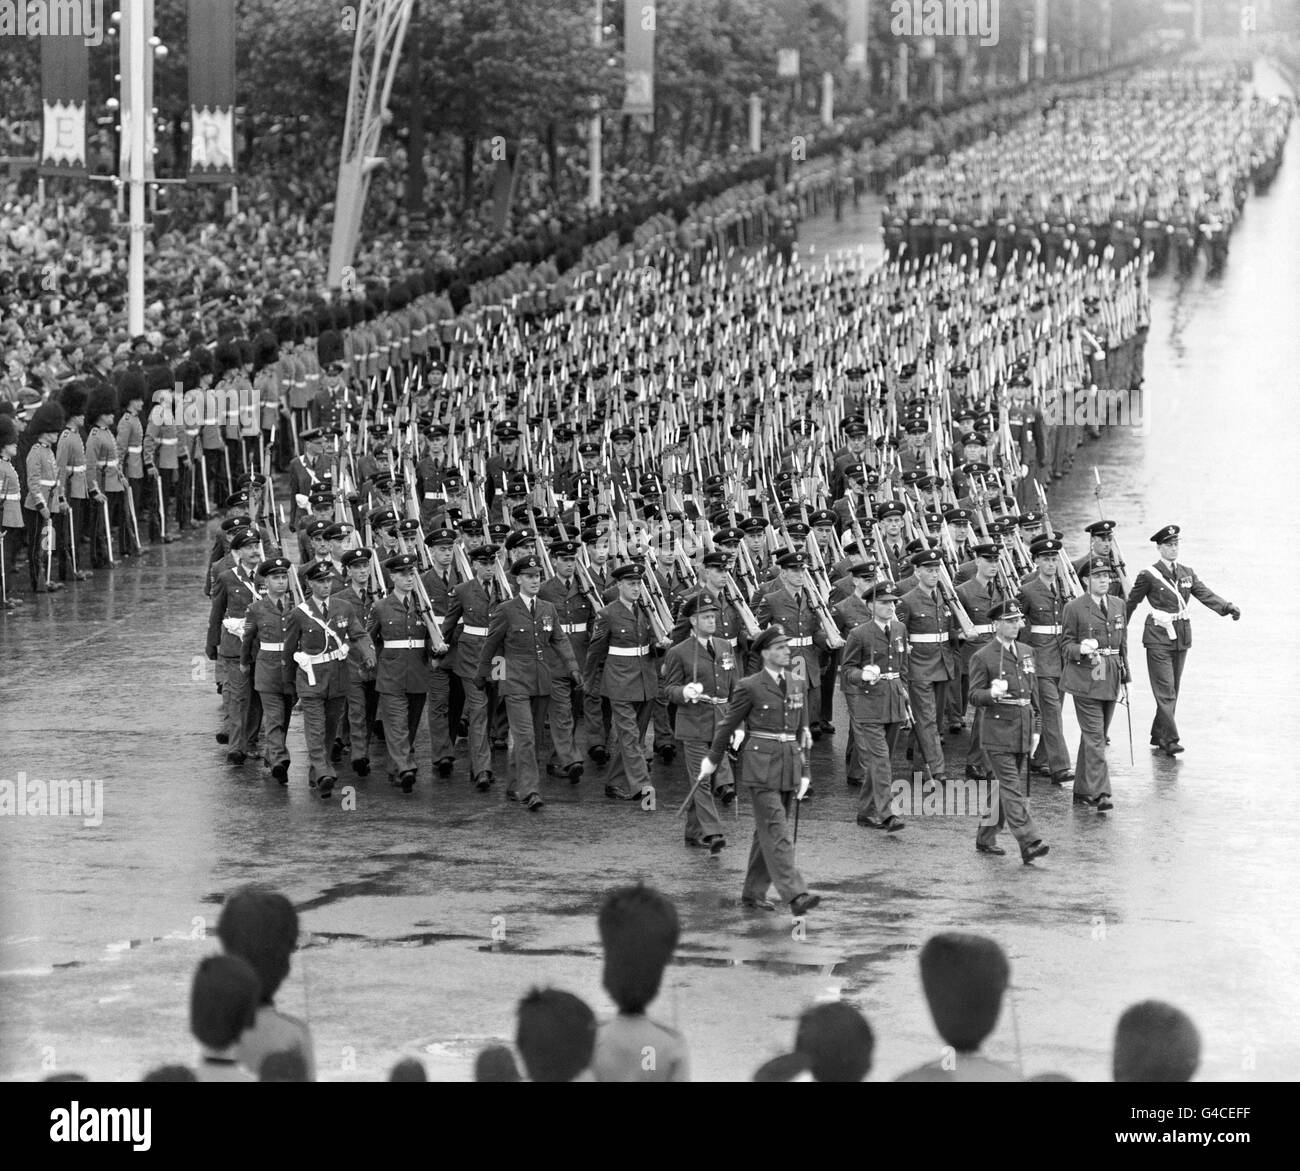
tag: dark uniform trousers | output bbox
[1030,675,1071,774]
[379,691,426,774]
[841,619,911,821]
[503,694,548,798]
[606,701,652,797]
[707,672,810,905]
[970,641,1040,850]
[303,693,347,783]
[1144,644,1186,746]
[1061,592,1128,801]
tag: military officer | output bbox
[368,553,433,793]
[1061,561,1129,813]
[1075,519,1127,599]
[1018,538,1075,785]
[955,544,1010,779]
[662,594,737,852]
[239,556,296,784]
[841,582,911,832]
[584,562,666,805]
[699,626,821,918]
[1124,524,1239,757]
[283,560,375,799]
[475,554,581,811]
[969,601,1050,864]
[207,529,265,765]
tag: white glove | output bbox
[1080,638,1099,654]
[861,664,881,684]
[294,493,309,510]
[682,681,704,702]
[1019,464,1029,477]
[990,678,1009,697]
[796,775,811,801]
[729,728,745,751]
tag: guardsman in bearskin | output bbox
[240,556,297,784]
[699,626,821,917]
[84,383,121,569]
[283,559,375,798]
[970,600,1049,864]
[207,529,266,765]
[0,414,23,607]
[1124,524,1239,758]
[368,553,433,794]
[114,369,147,555]
[24,402,67,592]
[663,594,736,853]
[475,554,581,811]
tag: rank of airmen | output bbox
[9,67,1265,920]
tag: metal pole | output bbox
[124,0,149,337]
[588,0,602,208]
[748,93,762,153]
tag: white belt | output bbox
[301,646,349,666]
[222,617,247,636]
[1094,648,1120,656]
[98,459,118,468]
[968,624,994,635]
[608,645,650,656]
[786,636,814,647]
[561,622,587,634]
[750,731,795,742]
[1,492,17,501]
[423,492,441,500]
[38,479,57,486]
[1029,624,1062,634]
[876,670,901,679]
[909,632,947,644]
[161,438,177,445]
[127,446,142,453]
[259,642,285,652]
[69,464,85,473]
[384,639,423,649]
[461,625,489,637]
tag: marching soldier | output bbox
[537,538,593,782]
[841,581,910,832]
[239,556,297,784]
[969,601,1050,864]
[368,553,433,793]
[1075,520,1126,599]
[699,626,821,917]
[474,554,582,811]
[1018,538,1075,785]
[754,551,829,737]
[584,563,666,805]
[206,529,265,765]
[421,527,463,777]
[1061,561,1128,813]
[1124,524,1239,757]
[662,594,736,852]
[440,543,503,792]
[955,544,1010,780]
[895,549,958,791]
[338,547,383,776]
[283,560,375,798]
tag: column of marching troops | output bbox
[3,72,1265,918]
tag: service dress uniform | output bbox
[240,586,295,779]
[705,668,811,907]
[1061,590,1129,805]
[969,632,1043,855]
[537,567,595,772]
[207,560,266,758]
[475,585,580,803]
[585,597,661,800]
[841,613,911,824]
[895,583,958,783]
[1017,569,1072,778]
[367,589,432,786]
[283,591,374,795]
[440,574,502,786]
[1125,549,1235,752]
[662,632,737,844]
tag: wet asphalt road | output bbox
[2,75,1298,1083]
